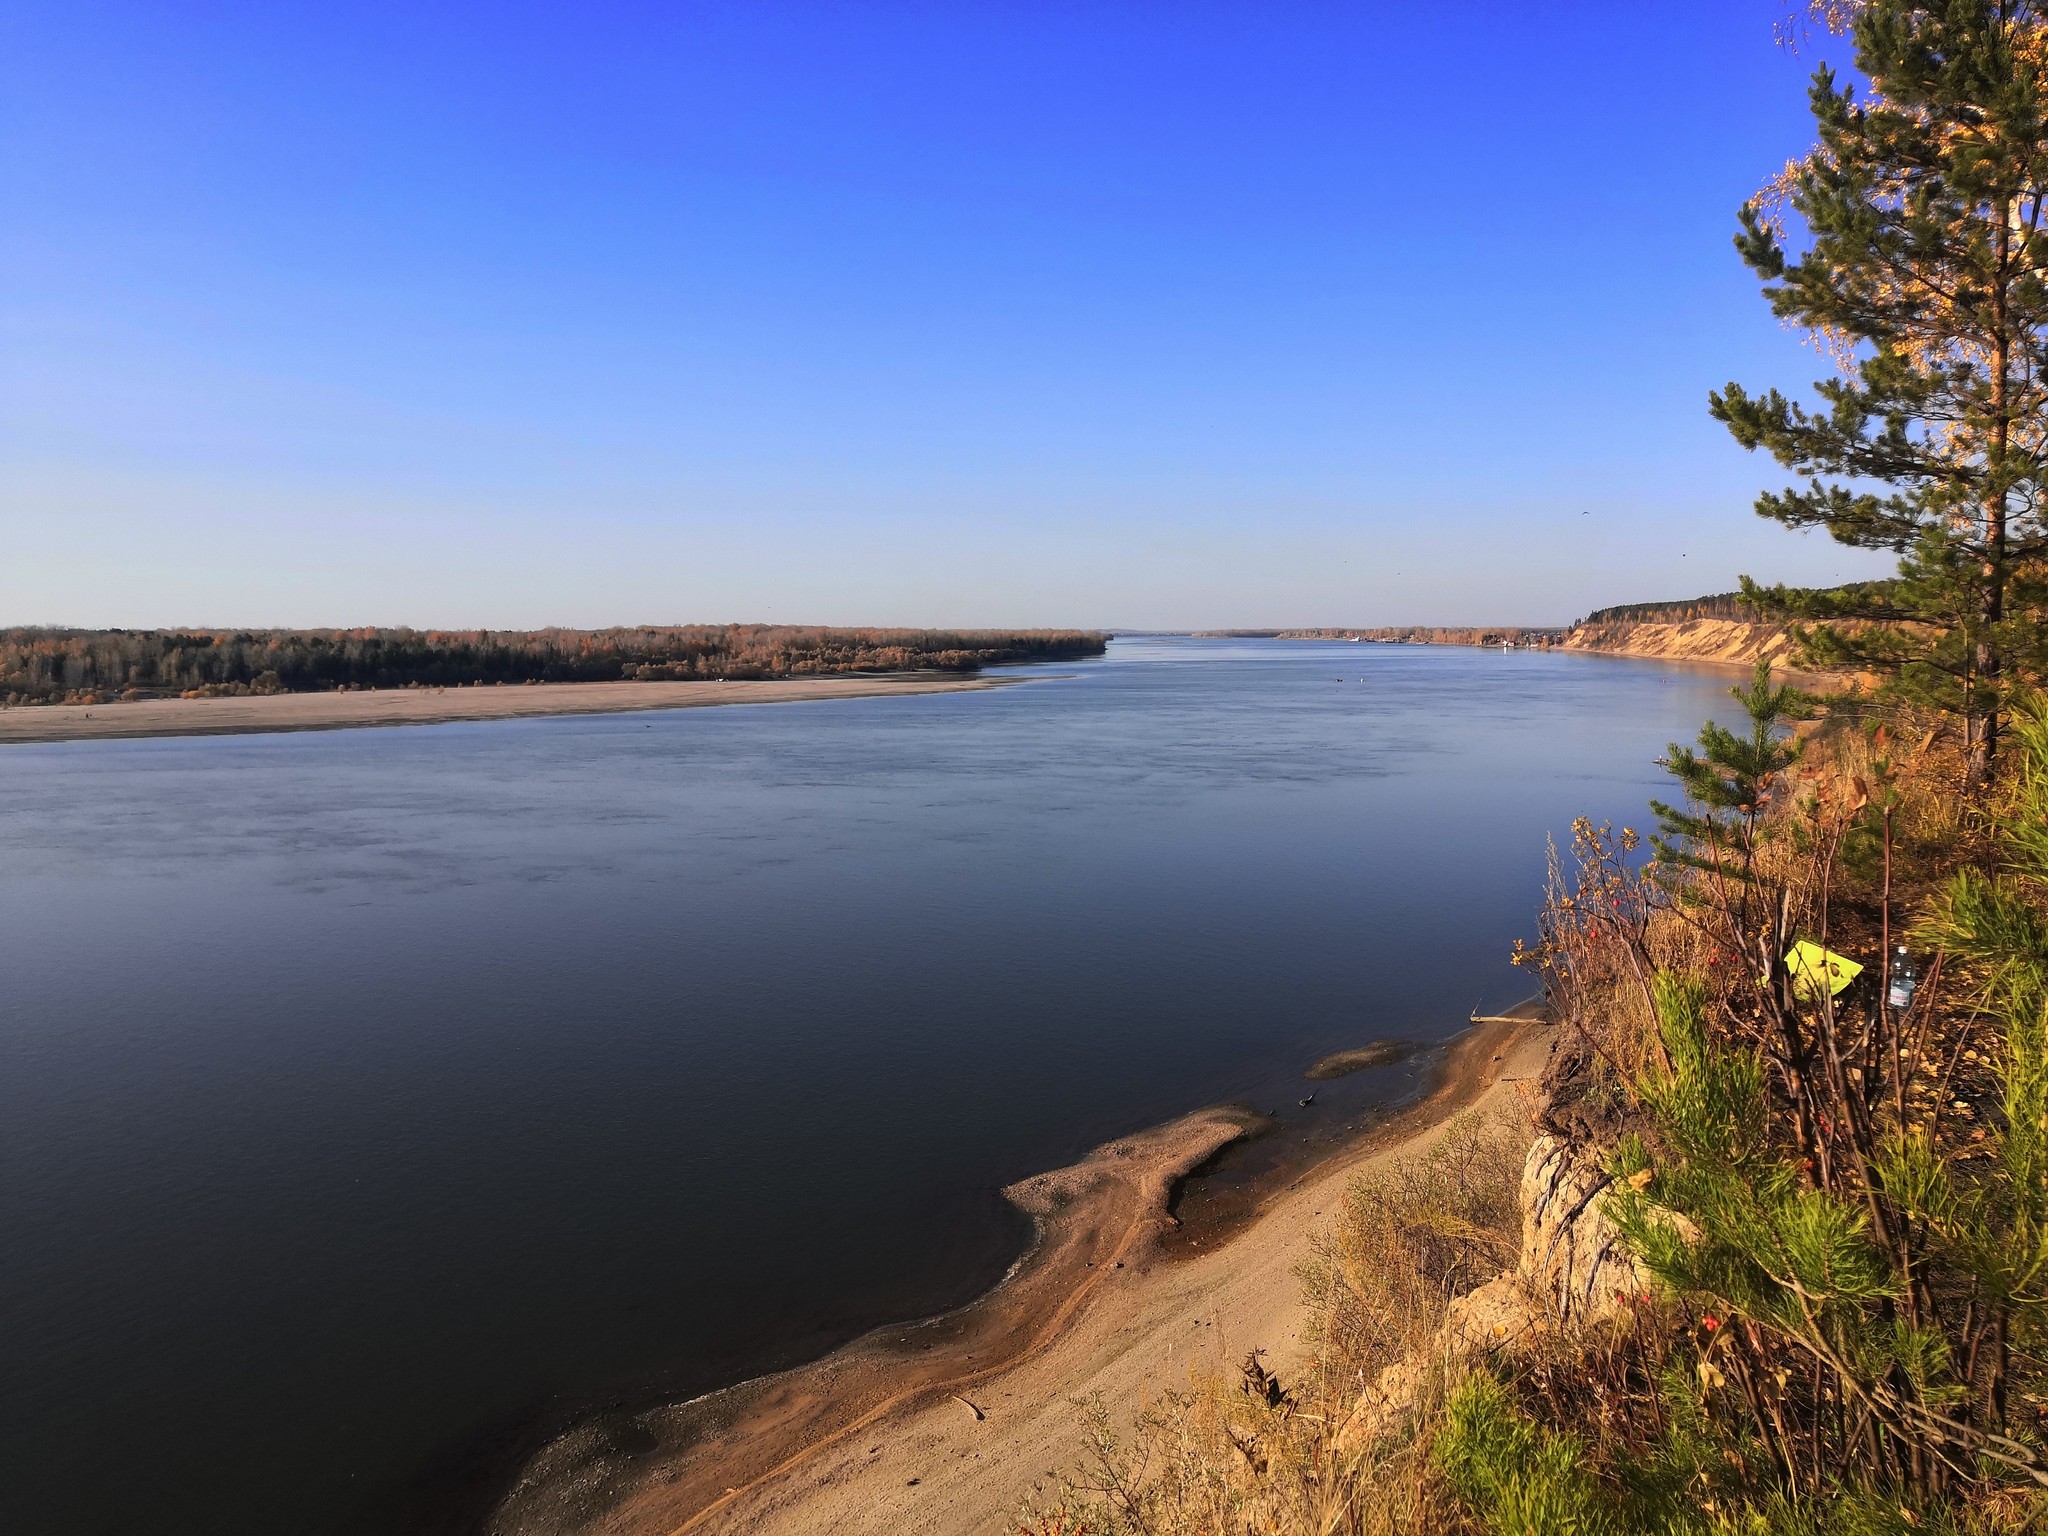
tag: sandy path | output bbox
[490,1018,1550,1536]
[0,675,1009,745]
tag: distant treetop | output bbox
[1579,593,1750,626]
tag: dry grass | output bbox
[1016,1108,1530,1536]
[1300,1110,1526,1406]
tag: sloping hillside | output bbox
[1561,615,1793,666]
[1554,592,1800,668]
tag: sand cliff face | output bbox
[1266,618,1805,669]
[1560,617,1795,668]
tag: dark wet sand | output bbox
[1304,1039,1419,1080]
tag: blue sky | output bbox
[1,2,1898,629]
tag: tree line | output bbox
[0,625,1108,705]
[1580,593,1752,625]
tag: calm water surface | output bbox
[0,639,1736,1534]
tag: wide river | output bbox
[0,638,1735,1535]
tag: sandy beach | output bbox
[0,675,1009,746]
[488,1013,1548,1536]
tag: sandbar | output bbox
[486,1015,1548,1536]
[0,675,1008,746]
[1304,1039,1419,1080]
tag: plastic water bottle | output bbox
[1888,946,1918,1012]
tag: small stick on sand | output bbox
[950,1394,986,1422]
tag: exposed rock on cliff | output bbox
[1333,1034,1646,1453]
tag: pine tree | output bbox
[1711,0,2048,783]
[1650,659,1805,895]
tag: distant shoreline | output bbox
[0,674,1012,746]
[1184,627,1846,683]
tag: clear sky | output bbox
[1,2,1899,630]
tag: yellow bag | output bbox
[1783,940,1863,999]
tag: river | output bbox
[0,637,1736,1534]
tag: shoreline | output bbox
[0,674,1013,746]
[1553,643,1840,686]
[0,646,1839,750]
[486,1007,1548,1536]
[1208,626,1846,684]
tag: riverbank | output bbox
[1232,615,1851,679]
[487,1010,1548,1536]
[1560,616,1792,667]
[0,674,1010,745]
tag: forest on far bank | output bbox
[0,625,1109,705]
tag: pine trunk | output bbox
[1973,221,2013,789]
